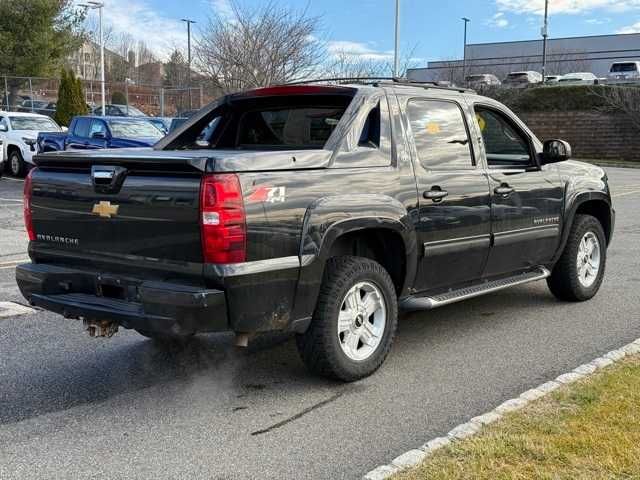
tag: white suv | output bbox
[0,111,63,177]
[607,62,640,84]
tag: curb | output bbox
[363,337,640,480]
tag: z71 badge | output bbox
[247,186,286,204]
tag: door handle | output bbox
[494,184,515,196]
[423,188,448,202]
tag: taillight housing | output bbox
[24,168,36,241]
[200,174,246,264]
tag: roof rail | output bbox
[285,77,474,93]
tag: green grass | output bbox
[394,356,640,480]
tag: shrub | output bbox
[111,91,127,105]
[54,69,88,126]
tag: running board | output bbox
[400,267,551,311]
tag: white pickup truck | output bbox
[0,111,64,177]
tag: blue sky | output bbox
[93,0,640,63]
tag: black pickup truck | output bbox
[16,81,614,381]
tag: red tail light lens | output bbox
[24,169,36,241]
[200,174,246,264]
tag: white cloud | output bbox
[86,0,187,59]
[586,17,612,24]
[497,0,640,15]
[326,40,394,61]
[617,21,640,33]
[487,12,510,28]
[209,0,234,20]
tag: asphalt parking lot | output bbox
[0,167,639,480]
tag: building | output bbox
[67,40,126,81]
[407,32,640,83]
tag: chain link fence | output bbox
[1,75,216,118]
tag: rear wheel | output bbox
[296,256,398,381]
[547,214,606,301]
[9,150,25,177]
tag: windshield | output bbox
[467,75,485,81]
[610,63,637,73]
[9,116,59,131]
[119,105,146,116]
[108,120,164,139]
[507,73,529,80]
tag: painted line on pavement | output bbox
[0,177,24,182]
[0,301,36,318]
[612,189,640,198]
[363,338,640,479]
[0,198,22,202]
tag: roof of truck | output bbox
[0,111,51,118]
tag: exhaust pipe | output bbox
[234,333,251,348]
[84,319,119,338]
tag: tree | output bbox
[164,49,188,87]
[195,1,324,93]
[112,91,127,105]
[0,0,84,106]
[55,69,87,126]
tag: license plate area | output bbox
[97,275,141,302]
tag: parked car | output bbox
[93,104,147,117]
[177,108,200,118]
[168,117,188,132]
[37,116,164,153]
[17,100,51,114]
[17,81,614,381]
[503,71,543,88]
[0,111,63,176]
[544,75,562,84]
[557,72,598,86]
[146,117,174,135]
[606,61,640,83]
[465,74,501,88]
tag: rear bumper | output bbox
[16,263,228,335]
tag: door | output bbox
[404,97,492,292]
[473,105,564,277]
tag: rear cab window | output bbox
[166,86,357,152]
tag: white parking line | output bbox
[0,198,22,202]
[0,301,35,318]
[0,176,24,182]
[612,189,640,198]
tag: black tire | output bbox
[8,150,25,177]
[296,256,398,382]
[547,214,606,302]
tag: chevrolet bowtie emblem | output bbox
[92,201,119,218]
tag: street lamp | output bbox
[541,0,550,81]
[462,17,470,86]
[393,0,400,78]
[181,18,196,110]
[80,1,105,116]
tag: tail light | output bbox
[24,169,36,241]
[200,174,246,264]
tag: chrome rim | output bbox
[337,281,386,362]
[577,231,601,288]
[10,154,20,175]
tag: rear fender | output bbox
[290,194,417,327]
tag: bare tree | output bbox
[195,1,325,93]
[592,85,640,132]
[324,46,419,80]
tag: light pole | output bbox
[182,18,196,110]
[81,1,105,116]
[393,0,400,78]
[462,17,470,86]
[541,0,550,81]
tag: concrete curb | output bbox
[363,337,640,480]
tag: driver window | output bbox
[475,107,531,167]
[89,120,107,137]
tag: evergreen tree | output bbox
[54,69,88,126]
[112,91,127,105]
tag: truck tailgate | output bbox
[29,157,203,278]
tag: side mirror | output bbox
[61,126,69,133]
[0,124,7,132]
[542,139,571,164]
[92,131,106,139]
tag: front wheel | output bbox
[296,256,398,381]
[547,214,607,301]
[9,150,26,177]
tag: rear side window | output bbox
[610,63,637,73]
[407,99,474,170]
[74,118,91,137]
[237,107,345,149]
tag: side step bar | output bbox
[400,267,551,311]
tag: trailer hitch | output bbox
[83,319,119,338]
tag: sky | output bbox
[86,0,640,64]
